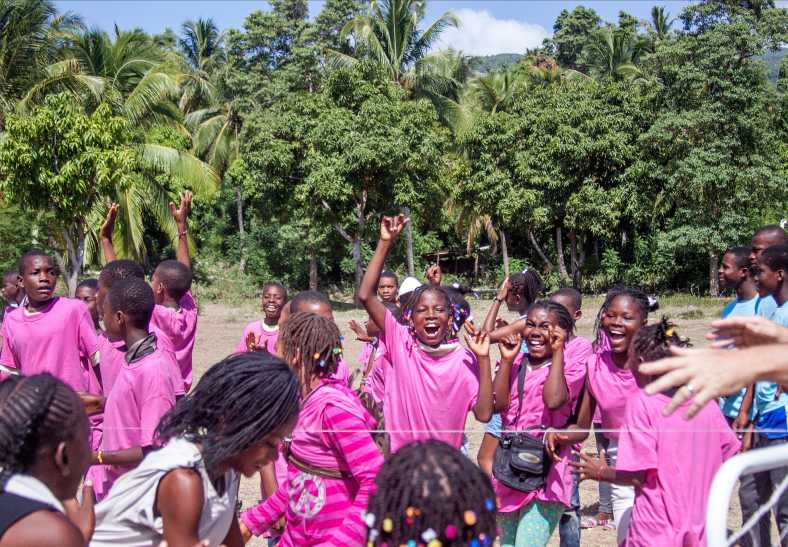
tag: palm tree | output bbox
[446,197,503,277]
[650,6,674,42]
[178,18,224,113]
[412,49,472,127]
[585,27,645,81]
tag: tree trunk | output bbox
[403,206,415,277]
[569,230,583,289]
[555,227,570,282]
[474,252,479,281]
[235,185,246,272]
[528,230,555,273]
[709,251,720,297]
[500,229,510,277]
[309,249,318,290]
[353,191,368,307]
[62,224,86,297]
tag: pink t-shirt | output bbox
[359,339,389,405]
[381,310,481,453]
[0,297,99,392]
[617,391,740,546]
[150,291,198,392]
[586,350,640,440]
[495,351,588,513]
[93,346,177,498]
[235,321,280,354]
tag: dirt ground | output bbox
[190,295,751,546]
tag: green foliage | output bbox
[467,54,524,74]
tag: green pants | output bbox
[498,501,565,547]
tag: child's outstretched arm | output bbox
[546,380,596,457]
[571,449,645,487]
[358,215,408,333]
[481,277,509,334]
[100,203,120,262]
[464,324,493,423]
[169,191,193,270]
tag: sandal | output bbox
[581,512,614,529]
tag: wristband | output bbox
[494,297,504,303]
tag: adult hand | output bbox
[544,430,572,461]
[709,316,788,348]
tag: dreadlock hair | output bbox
[154,259,193,301]
[761,244,788,272]
[280,311,343,388]
[289,290,331,314]
[262,281,287,300]
[156,352,300,474]
[528,300,575,333]
[631,317,691,364]
[17,249,56,276]
[402,285,469,339]
[509,269,543,307]
[98,259,145,289]
[108,277,155,330]
[76,278,98,291]
[365,440,497,546]
[0,374,84,489]
[593,286,654,347]
[725,246,753,270]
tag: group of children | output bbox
[0,208,786,547]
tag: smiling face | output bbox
[411,289,451,347]
[261,285,286,323]
[378,276,398,304]
[225,417,298,478]
[20,255,57,306]
[718,251,745,290]
[522,306,555,360]
[602,295,645,355]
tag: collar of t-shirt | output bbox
[260,321,279,333]
[125,333,158,364]
[417,339,460,358]
[4,474,64,513]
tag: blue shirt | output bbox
[757,295,778,319]
[753,300,788,438]
[719,295,761,419]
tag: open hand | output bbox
[100,203,119,240]
[348,320,366,339]
[245,331,261,352]
[380,215,409,242]
[570,449,610,482]
[549,325,567,353]
[499,333,521,363]
[169,191,193,226]
[426,264,443,286]
[63,482,94,544]
[708,316,788,348]
[464,322,490,357]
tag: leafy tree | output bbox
[650,6,675,41]
[178,18,225,113]
[548,6,602,71]
[585,26,646,81]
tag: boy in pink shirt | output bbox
[0,250,99,393]
[572,320,740,547]
[358,215,493,453]
[86,277,177,500]
[236,282,287,354]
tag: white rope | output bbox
[727,471,788,546]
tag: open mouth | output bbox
[264,304,280,313]
[609,330,626,344]
[423,323,441,337]
[528,336,546,349]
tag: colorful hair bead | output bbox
[444,525,457,540]
[364,513,376,528]
[464,510,477,526]
[485,498,495,511]
[383,518,393,533]
[470,539,480,547]
[333,347,342,354]
[406,540,416,547]
[427,541,442,547]
[421,528,437,542]
[406,507,416,519]
[369,530,380,541]
[313,352,321,360]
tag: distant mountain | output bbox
[468,53,525,74]
[761,48,787,83]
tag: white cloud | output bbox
[433,9,549,56]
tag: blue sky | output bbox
[56,1,692,55]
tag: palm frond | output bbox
[137,143,219,196]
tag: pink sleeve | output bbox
[77,305,100,360]
[381,310,408,367]
[241,482,288,536]
[235,326,250,354]
[615,395,658,473]
[138,375,175,446]
[180,291,197,311]
[322,404,383,547]
[0,320,18,369]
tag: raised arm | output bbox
[481,277,510,334]
[464,324,493,423]
[100,203,119,262]
[358,215,408,334]
[493,333,521,413]
[542,326,569,409]
[169,191,192,270]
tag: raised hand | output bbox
[426,264,443,286]
[348,319,365,338]
[245,331,260,352]
[549,325,567,353]
[499,332,521,363]
[496,277,511,302]
[380,214,409,242]
[464,323,490,357]
[100,203,119,240]
[63,481,95,543]
[169,191,193,227]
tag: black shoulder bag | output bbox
[492,362,549,492]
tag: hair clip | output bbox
[444,524,457,539]
[421,528,437,542]
[406,507,416,518]
[464,511,477,526]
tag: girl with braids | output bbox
[546,286,656,543]
[235,282,287,354]
[0,374,94,546]
[572,320,739,546]
[493,301,587,547]
[240,312,384,547]
[364,440,498,546]
[91,352,300,547]
[358,216,493,453]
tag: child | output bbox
[92,352,300,546]
[350,302,400,408]
[1,269,25,320]
[546,286,653,544]
[75,278,100,330]
[493,301,587,547]
[0,250,99,393]
[0,374,94,546]
[364,440,498,546]
[396,276,422,310]
[87,277,177,500]
[378,271,399,305]
[101,194,198,392]
[750,225,787,319]
[236,282,287,353]
[572,320,740,546]
[358,215,493,453]
[240,312,384,546]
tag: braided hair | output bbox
[0,374,84,489]
[631,317,691,363]
[155,352,300,475]
[280,311,343,388]
[593,286,654,347]
[528,300,575,333]
[509,270,543,309]
[365,440,497,546]
[401,285,470,339]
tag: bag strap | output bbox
[513,360,527,424]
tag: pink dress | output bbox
[235,320,280,354]
[495,351,588,513]
[380,310,481,452]
[241,379,383,546]
[586,351,640,440]
[617,391,740,546]
[150,291,198,392]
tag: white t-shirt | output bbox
[91,437,239,547]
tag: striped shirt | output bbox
[241,380,382,546]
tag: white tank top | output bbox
[90,437,239,547]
